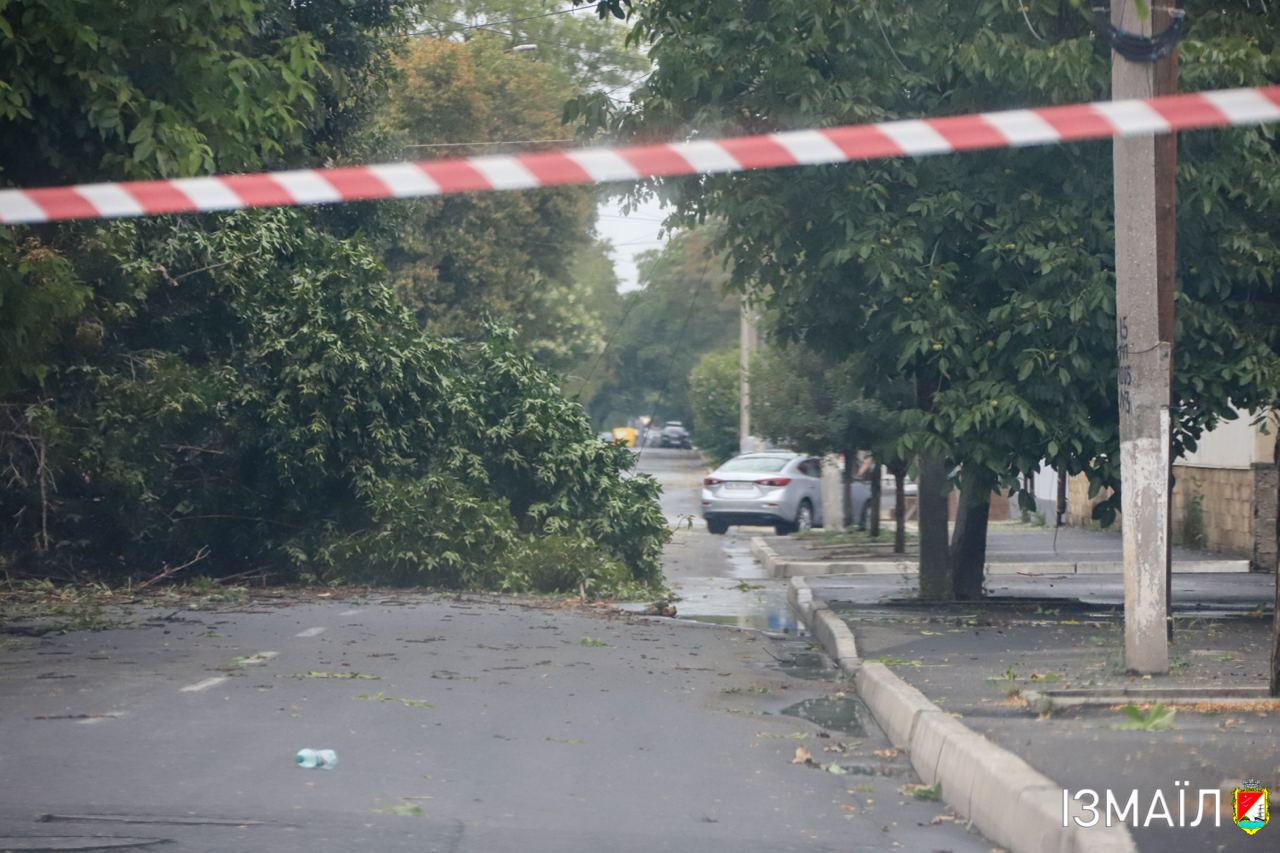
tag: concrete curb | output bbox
[785,574,1137,853]
[753,535,1250,578]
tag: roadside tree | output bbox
[590,0,1280,601]
[687,348,739,465]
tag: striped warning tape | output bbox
[2,85,1278,225]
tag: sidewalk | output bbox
[759,522,1252,576]
[800,570,1278,852]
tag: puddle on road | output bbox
[780,695,867,736]
[723,539,768,579]
[664,568,798,634]
[767,648,832,680]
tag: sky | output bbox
[595,194,669,292]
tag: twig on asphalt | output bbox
[136,546,210,591]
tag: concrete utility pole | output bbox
[739,305,760,454]
[1112,1,1178,674]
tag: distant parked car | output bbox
[598,431,617,444]
[659,422,691,449]
[701,451,823,536]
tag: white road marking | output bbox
[180,676,228,693]
[295,626,326,638]
[339,609,362,616]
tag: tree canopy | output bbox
[585,228,739,429]
[0,0,668,591]
[597,0,1280,597]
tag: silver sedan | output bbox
[701,452,823,536]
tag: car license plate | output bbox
[724,482,754,491]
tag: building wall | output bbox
[1066,463,1278,567]
[1180,415,1256,469]
[1062,412,1278,568]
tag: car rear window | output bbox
[718,456,789,473]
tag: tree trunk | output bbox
[1055,469,1067,527]
[893,467,906,554]
[917,452,952,601]
[841,448,855,529]
[869,462,882,539]
[950,485,990,601]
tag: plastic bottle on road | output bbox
[295,748,338,769]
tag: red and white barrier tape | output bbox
[3,85,1279,225]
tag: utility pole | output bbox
[1112,0,1179,674]
[739,305,759,454]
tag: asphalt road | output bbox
[0,448,988,853]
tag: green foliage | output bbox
[0,1,666,593]
[501,535,632,596]
[588,228,739,427]
[750,344,905,462]
[0,0,404,182]
[605,0,1280,528]
[417,0,648,92]
[0,232,90,394]
[687,348,740,464]
[378,34,620,375]
[0,209,667,588]
[1113,703,1177,732]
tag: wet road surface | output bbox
[0,449,990,852]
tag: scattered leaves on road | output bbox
[355,692,432,708]
[872,748,900,759]
[901,782,942,801]
[376,802,424,817]
[1112,703,1176,731]
[866,656,923,668]
[290,671,379,680]
[579,636,607,647]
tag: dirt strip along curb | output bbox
[786,574,1136,853]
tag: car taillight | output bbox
[756,477,791,487]
[703,477,723,486]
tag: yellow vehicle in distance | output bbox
[611,426,638,448]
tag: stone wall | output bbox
[1065,465,1279,568]
[1170,465,1252,556]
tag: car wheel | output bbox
[794,499,814,534]
[707,519,728,535]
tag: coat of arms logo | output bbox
[1233,780,1270,836]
